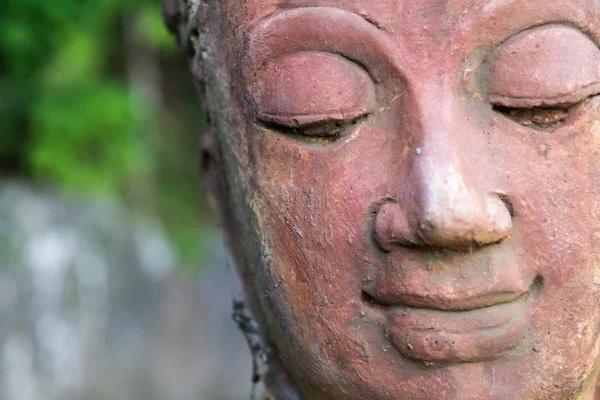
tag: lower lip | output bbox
[385,296,531,364]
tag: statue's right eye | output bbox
[252,51,376,142]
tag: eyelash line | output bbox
[255,88,408,145]
[257,115,370,143]
[492,94,599,130]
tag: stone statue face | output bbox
[183,0,600,398]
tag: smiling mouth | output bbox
[361,278,542,364]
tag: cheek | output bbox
[245,124,409,340]
[484,108,600,281]
[247,125,394,294]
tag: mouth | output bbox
[361,277,542,364]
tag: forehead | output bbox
[242,0,471,30]
[223,0,599,47]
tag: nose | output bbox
[374,98,513,251]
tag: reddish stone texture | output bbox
[165,1,600,399]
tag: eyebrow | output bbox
[272,3,388,32]
[254,1,600,51]
[248,6,402,83]
[456,0,600,52]
[247,1,600,86]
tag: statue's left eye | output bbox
[486,24,600,130]
[252,51,376,141]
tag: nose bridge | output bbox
[403,89,512,248]
[410,98,480,239]
[416,136,480,223]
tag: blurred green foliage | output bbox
[0,0,215,271]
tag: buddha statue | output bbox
[162,1,600,398]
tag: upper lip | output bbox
[362,283,533,312]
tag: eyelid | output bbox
[253,51,376,129]
[487,24,600,109]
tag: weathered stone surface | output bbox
[166,1,600,399]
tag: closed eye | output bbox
[485,24,600,131]
[258,114,369,143]
[252,51,375,143]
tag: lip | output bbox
[362,273,534,311]
[363,282,539,364]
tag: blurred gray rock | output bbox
[0,181,252,400]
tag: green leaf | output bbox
[29,83,143,195]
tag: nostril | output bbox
[532,275,545,291]
[497,193,517,218]
[360,290,387,310]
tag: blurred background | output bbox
[0,0,253,399]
